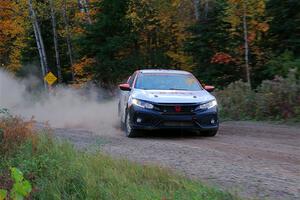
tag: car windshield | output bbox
[135,73,203,91]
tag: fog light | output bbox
[137,118,142,123]
[211,118,215,124]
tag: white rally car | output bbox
[118,69,219,137]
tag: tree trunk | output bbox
[84,0,92,24]
[243,0,251,87]
[63,0,75,81]
[28,0,48,90]
[78,0,92,24]
[193,0,200,21]
[49,0,62,83]
[204,0,209,19]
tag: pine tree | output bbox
[185,0,239,87]
[266,0,300,56]
[78,0,136,87]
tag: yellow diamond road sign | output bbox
[44,72,58,86]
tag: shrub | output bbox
[216,70,300,121]
[0,108,11,118]
[0,168,32,200]
[256,70,300,120]
[215,81,256,120]
[0,171,12,200]
[0,116,36,155]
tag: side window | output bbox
[128,72,137,87]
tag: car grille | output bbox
[154,103,199,115]
[163,121,195,127]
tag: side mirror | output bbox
[204,85,215,92]
[119,83,131,91]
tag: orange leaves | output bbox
[73,0,98,25]
[247,32,256,43]
[0,117,36,155]
[225,0,269,41]
[0,1,18,41]
[223,0,270,68]
[127,0,193,69]
[211,52,233,64]
[0,0,27,72]
[73,56,96,83]
[257,22,269,32]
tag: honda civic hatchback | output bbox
[118,69,219,137]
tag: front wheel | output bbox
[119,103,125,130]
[125,112,137,138]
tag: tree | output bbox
[185,0,240,87]
[264,50,300,79]
[128,0,170,68]
[22,0,82,83]
[0,0,27,72]
[128,0,194,70]
[266,0,300,57]
[49,0,62,82]
[224,0,269,86]
[242,0,250,86]
[78,0,92,24]
[154,0,194,70]
[62,0,75,81]
[77,0,136,87]
[193,0,201,20]
[28,0,49,89]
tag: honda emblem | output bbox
[175,105,181,112]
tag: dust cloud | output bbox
[0,70,119,134]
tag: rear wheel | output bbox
[125,112,137,138]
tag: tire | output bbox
[203,130,218,137]
[118,103,125,130]
[125,111,137,138]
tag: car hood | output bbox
[131,89,215,104]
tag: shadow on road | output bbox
[134,129,210,139]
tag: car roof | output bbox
[138,69,191,75]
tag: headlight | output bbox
[196,99,217,110]
[131,99,154,109]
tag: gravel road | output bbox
[52,121,300,200]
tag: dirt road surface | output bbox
[52,121,300,200]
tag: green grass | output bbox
[0,134,239,200]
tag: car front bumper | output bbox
[128,105,219,131]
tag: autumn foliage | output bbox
[211,53,233,64]
[0,0,299,89]
[0,117,36,155]
[73,56,96,83]
[0,0,27,72]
